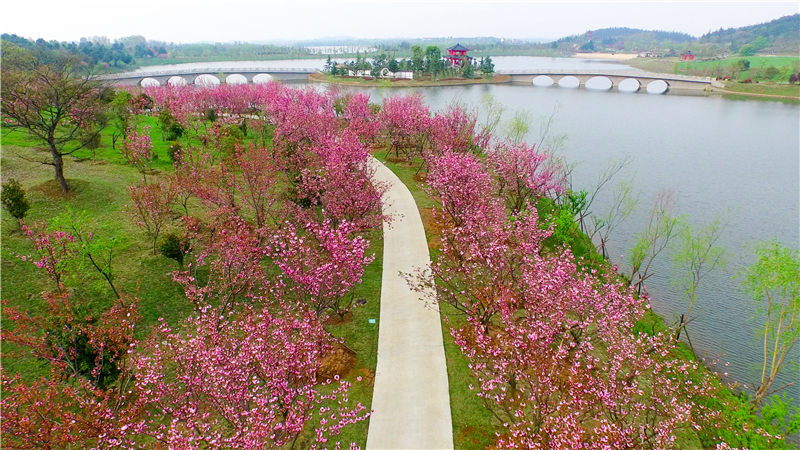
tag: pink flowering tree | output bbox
[378,94,432,162]
[126,180,177,254]
[120,126,154,180]
[129,305,368,449]
[270,216,374,318]
[488,141,564,214]
[172,212,270,316]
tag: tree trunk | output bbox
[51,147,70,193]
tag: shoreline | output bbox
[308,72,512,87]
[573,52,640,60]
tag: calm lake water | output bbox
[133,56,800,406]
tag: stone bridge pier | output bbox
[103,69,315,87]
[505,71,713,92]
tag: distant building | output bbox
[446,43,472,67]
[395,70,413,79]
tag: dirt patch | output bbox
[317,342,357,381]
[30,179,85,198]
[419,207,444,250]
[385,156,412,165]
[354,366,375,387]
[323,311,353,326]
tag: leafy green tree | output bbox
[739,44,757,56]
[424,45,442,77]
[388,56,399,73]
[324,55,334,74]
[1,44,110,193]
[411,45,425,75]
[752,35,770,50]
[480,56,495,75]
[461,60,475,79]
[737,59,751,71]
[739,239,800,407]
[1,178,31,226]
[672,216,728,344]
[763,66,780,80]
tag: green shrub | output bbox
[736,59,751,71]
[159,232,186,268]
[1,178,31,223]
[763,66,780,80]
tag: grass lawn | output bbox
[1,118,383,447]
[626,56,681,74]
[716,80,800,100]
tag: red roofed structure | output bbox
[446,43,472,67]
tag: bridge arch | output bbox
[585,76,613,91]
[646,80,670,94]
[194,74,221,87]
[226,74,248,85]
[252,73,275,84]
[532,75,554,87]
[167,76,188,87]
[618,78,641,93]
[558,76,580,88]
[140,77,160,87]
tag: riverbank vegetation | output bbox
[366,96,800,449]
[2,43,799,448]
[309,72,511,88]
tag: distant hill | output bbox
[699,14,799,54]
[554,27,695,52]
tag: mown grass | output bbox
[718,81,800,99]
[1,117,383,448]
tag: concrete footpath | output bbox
[366,158,454,450]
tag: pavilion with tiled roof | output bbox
[445,43,472,67]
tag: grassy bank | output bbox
[309,72,512,88]
[710,80,800,100]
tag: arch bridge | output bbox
[99,67,317,87]
[499,70,713,92]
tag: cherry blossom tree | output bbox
[120,126,154,180]
[129,305,368,449]
[126,180,177,254]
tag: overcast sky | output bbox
[3,1,798,44]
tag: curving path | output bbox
[366,158,454,450]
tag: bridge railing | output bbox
[101,68,319,79]
[497,69,711,82]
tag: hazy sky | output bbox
[3,1,798,44]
